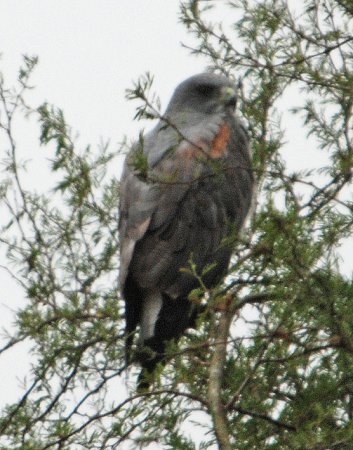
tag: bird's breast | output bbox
[176,122,231,164]
[209,124,231,158]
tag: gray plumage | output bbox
[119,73,254,387]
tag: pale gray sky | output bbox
[0,0,207,143]
[0,0,207,411]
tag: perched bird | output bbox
[119,72,254,388]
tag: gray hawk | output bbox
[119,73,254,388]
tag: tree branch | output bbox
[208,309,233,450]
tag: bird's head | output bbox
[165,72,237,117]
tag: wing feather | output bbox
[119,114,253,302]
[119,114,226,288]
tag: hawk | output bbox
[119,73,254,388]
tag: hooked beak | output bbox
[221,86,237,110]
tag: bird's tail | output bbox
[136,336,166,391]
[124,329,134,368]
[136,294,203,390]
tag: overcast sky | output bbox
[0,0,209,412]
[0,0,207,145]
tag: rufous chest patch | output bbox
[210,124,231,159]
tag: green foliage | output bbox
[1,0,353,449]
[128,135,150,181]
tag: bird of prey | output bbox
[119,72,254,388]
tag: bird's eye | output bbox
[195,83,216,96]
